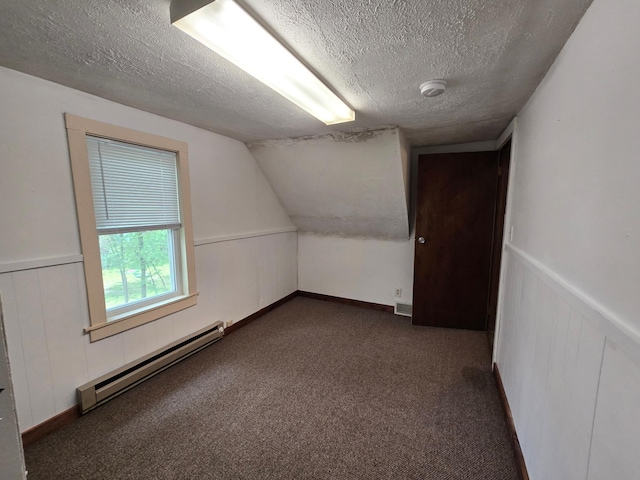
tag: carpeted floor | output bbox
[25,297,518,479]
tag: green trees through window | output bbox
[99,229,176,310]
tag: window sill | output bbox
[85,292,198,342]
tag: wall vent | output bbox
[394,301,412,317]
[77,322,224,414]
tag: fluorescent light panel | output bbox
[171,0,355,125]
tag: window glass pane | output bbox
[99,229,177,311]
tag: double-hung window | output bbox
[66,114,197,341]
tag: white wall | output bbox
[495,0,640,477]
[252,127,414,307]
[298,233,414,306]
[0,67,297,432]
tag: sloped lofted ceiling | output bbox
[0,0,592,146]
[250,128,411,239]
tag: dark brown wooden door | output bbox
[412,151,499,330]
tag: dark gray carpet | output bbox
[25,297,518,479]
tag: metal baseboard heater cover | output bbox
[77,321,224,414]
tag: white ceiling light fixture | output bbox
[420,80,447,98]
[170,0,355,125]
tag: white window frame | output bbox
[66,114,198,342]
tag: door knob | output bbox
[418,237,425,244]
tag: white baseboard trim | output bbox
[0,254,84,274]
[194,226,297,247]
[505,243,640,365]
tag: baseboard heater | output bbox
[77,321,224,414]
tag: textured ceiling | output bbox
[0,0,592,146]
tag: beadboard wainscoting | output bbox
[0,231,297,433]
[496,245,640,480]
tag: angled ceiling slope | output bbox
[0,0,592,146]
[250,128,410,240]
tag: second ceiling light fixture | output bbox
[170,0,356,125]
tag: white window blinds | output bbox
[86,136,180,233]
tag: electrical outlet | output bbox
[395,288,402,297]
[225,320,233,329]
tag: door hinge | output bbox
[497,166,502,176]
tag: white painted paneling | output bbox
[509,271,540,428]
[77,263,127,381]
[195,231,297,325]
[259,231,297,309]
[588,340,640,480]
[521,282,555,471]
[10,270,56,425]
[83,330,126,382]
[258,235,280,309]
[170,302,205,343]
[191,245,224,331]
[4,231,296,432]
[145,316,176,356]
[121,317,175,365]
[497,249,633,480]
[121,322,153,366]
[529,304,604,480]
[0,274,32,429]
[213,237,260,323]
[537,296,574,479]
[0,299,26,480]
[497,257,523,379]
[37,265,89,411]
[298,233,414,307]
